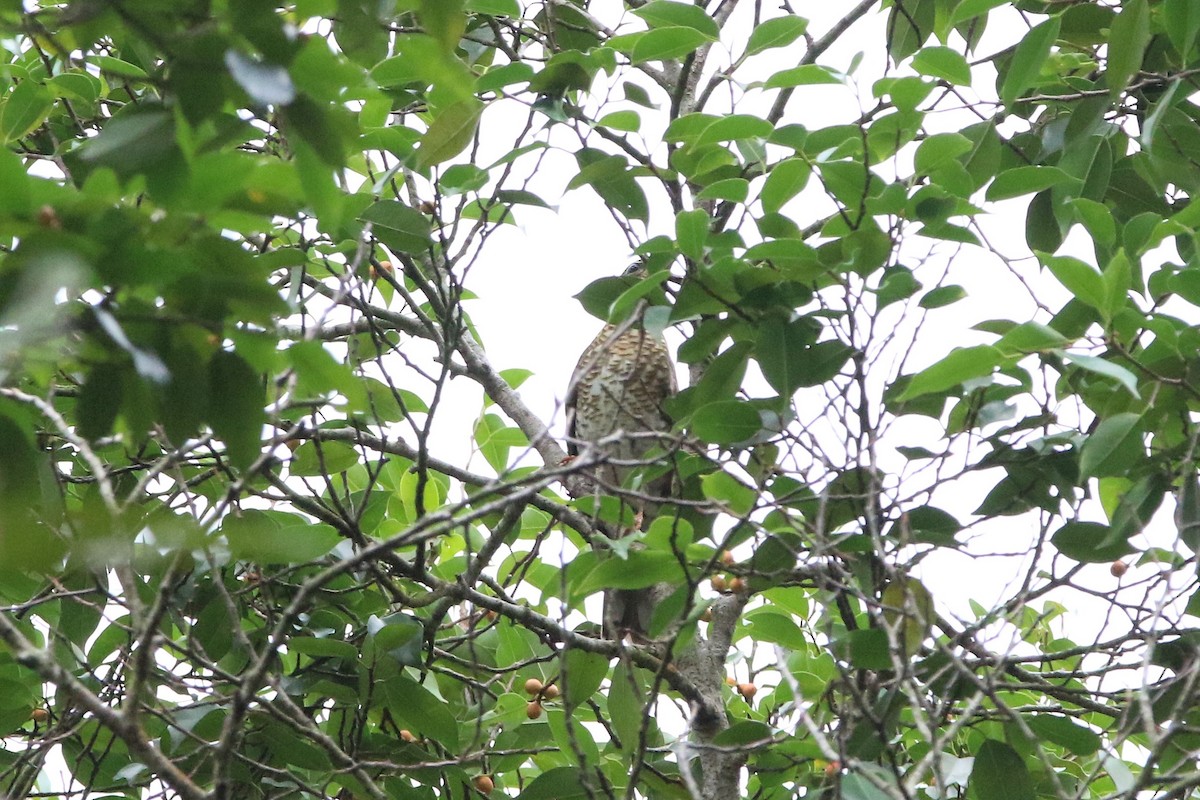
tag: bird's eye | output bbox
[622,262,643,276]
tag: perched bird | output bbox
[566,265,677,641]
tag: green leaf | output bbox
[577,551,683,594]
[972,740,1034,800]
[742,610,806,649]
[949,0,1008,26]
[1052,521,1135,563]
[607,664,646,754]
[761,158,811,213]
[1039,253,1107,313]
[881,577,933,655]
[1107,0,1149,100]
[611,27,712,63]
[999,16,1060,106]
[440,163,488,194]
[676,208,709,261]
[1079,412,1143,479]
[417,98,482,169]
[0,81,53,144]
[360,200,434,253]
[222,511,340,563]
[761,65,842,89]
[701,470,756,516]
[994,322,1069,356]
[562,649,609,706]
[986,166,1077,201]
[755,316,812,397]
[1177,470,1200,553]
[383,676,461,748]
[78,364,124,442]
[914,133,973,174]
[1165,0,1200,63]
[290,440,360,477]
[465,0,519,15]
[696,114,774,145]
[517,766,592,800]
[745,15,808,56]
[631,1,719,38]
[918,285,965,309]
[696,177,749,202]
[597,109,641,132]
[1026,715,1101,756]
[208,351,266,470]
[911,46,971,85]
[691,400,762,445]
[897,346,1002,400]
[1064,353,1140,397]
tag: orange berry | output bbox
[728,577,745,594]
[473,775,494,794]
[701,608,713,622]
[738,682,757,699]
[399,729,416,743]
[825,760,841,777]
[720,550,735,566]
[711,575,728,592]
[30,708,48,723]
[526,701,543,719]
[1110,560,1128,577]
[725,676,737,687]
[524,678,543,695]
[541,684,560,700]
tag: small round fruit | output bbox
[526,701,543,719]
[824,760,841,777]
[473,775,494,794]
[725,676,737,687]
[30,708,48,723]
[399,729,416,743]
[728,577,745,594]
[701,608,713,623]
[36,205,61,229]
[524,677,544,695]
[541,684,560,700]
[720,550,735,566]
[1110,560,1128,577]
[738,682,757,699]
[711,575,728,592]
[378,260,394,274]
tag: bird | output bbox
[566,264,677,641]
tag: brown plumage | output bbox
[567,310,677,641]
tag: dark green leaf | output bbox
[360,200,434,253]
[517,766,592,800]
[972,740,1034,800]
[691,400,762,445]
[1080,413,1143,479]
[1052,521,1135,563]
[208,350,266,470]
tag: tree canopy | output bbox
[2,0,1200,798]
